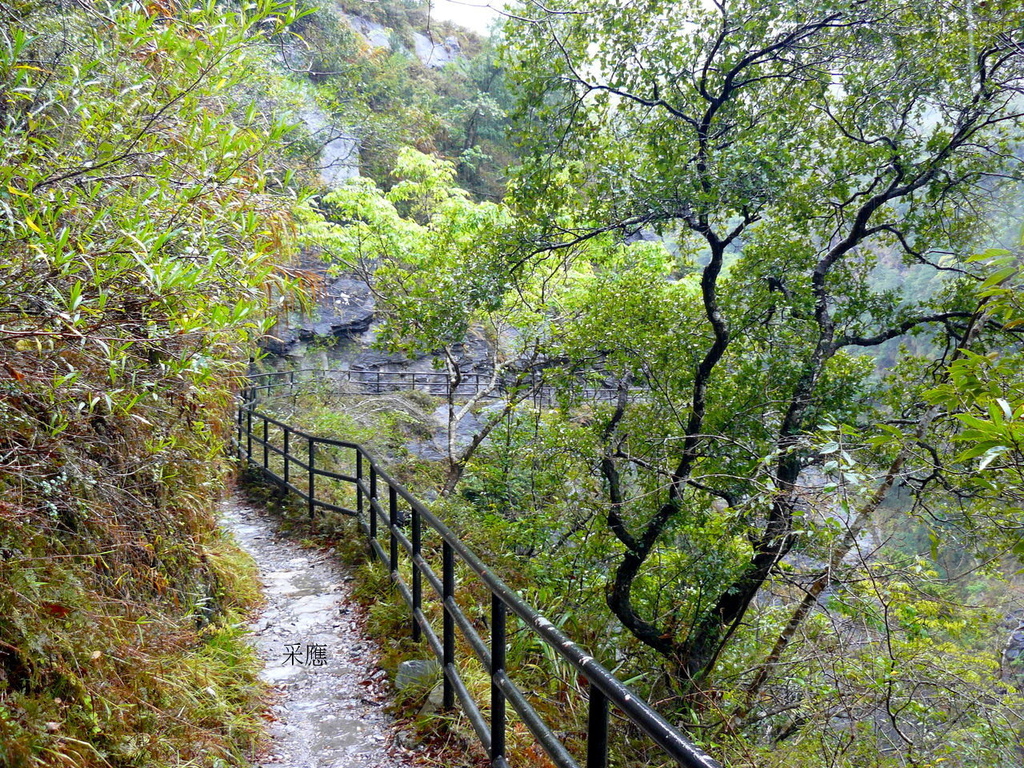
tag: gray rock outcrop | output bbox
[339,12,461,69]
[412,33,461,68]
[345,14,392,49]
[298,106,359,187]
[264,278,374,356]
[1003,618,1024,682]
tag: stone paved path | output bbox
[219,494,416,768]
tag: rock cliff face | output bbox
[262,6,474,369]
[411,32,461,68]
[282,6,467,194]
[340,11,463,69]
[297,106,359,187]
[263,278,375,357]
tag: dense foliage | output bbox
[6,0,1024,765]
[484,0,1024,763]
[302,148,558,493]
[0,0,302,764]
[296,1,1024,765]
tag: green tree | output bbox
[502,0,1024,700]
[301,148,549,493]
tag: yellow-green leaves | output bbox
[0,1,307,764]
[306,149,517,356]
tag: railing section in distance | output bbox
[236,374,722,768]
[245,367,622,406]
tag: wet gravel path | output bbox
[219,495,416,768]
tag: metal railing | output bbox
[245,367,622,406]
[235,379,721,768]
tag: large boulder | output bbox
[316,278,375,334]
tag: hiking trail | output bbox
[219,494,418,768]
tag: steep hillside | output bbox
[0,2,303,764]
[285,0,515,198]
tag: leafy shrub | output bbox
[0,0,307,764]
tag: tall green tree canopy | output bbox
[500,0,1024,707]
[301,149,556,492]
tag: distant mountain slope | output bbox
[284,0,515,199]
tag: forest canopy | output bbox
[462,0,1024,763]
[289,2,1024,764]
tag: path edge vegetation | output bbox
[0,0,309,764]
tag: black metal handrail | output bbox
[235,382,721,768]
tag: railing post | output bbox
[246,406,252,461]
[283,427,290,486]
[442,541,455,710]
[376,369,381,393]
[308,437,316,519]
[388,485,398,575]
[369,465,378,546]
[411,503,422,642]
[587,683,609,768]
[356,450,363,520]
[491,595,506,765]
[262,416,269,471]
